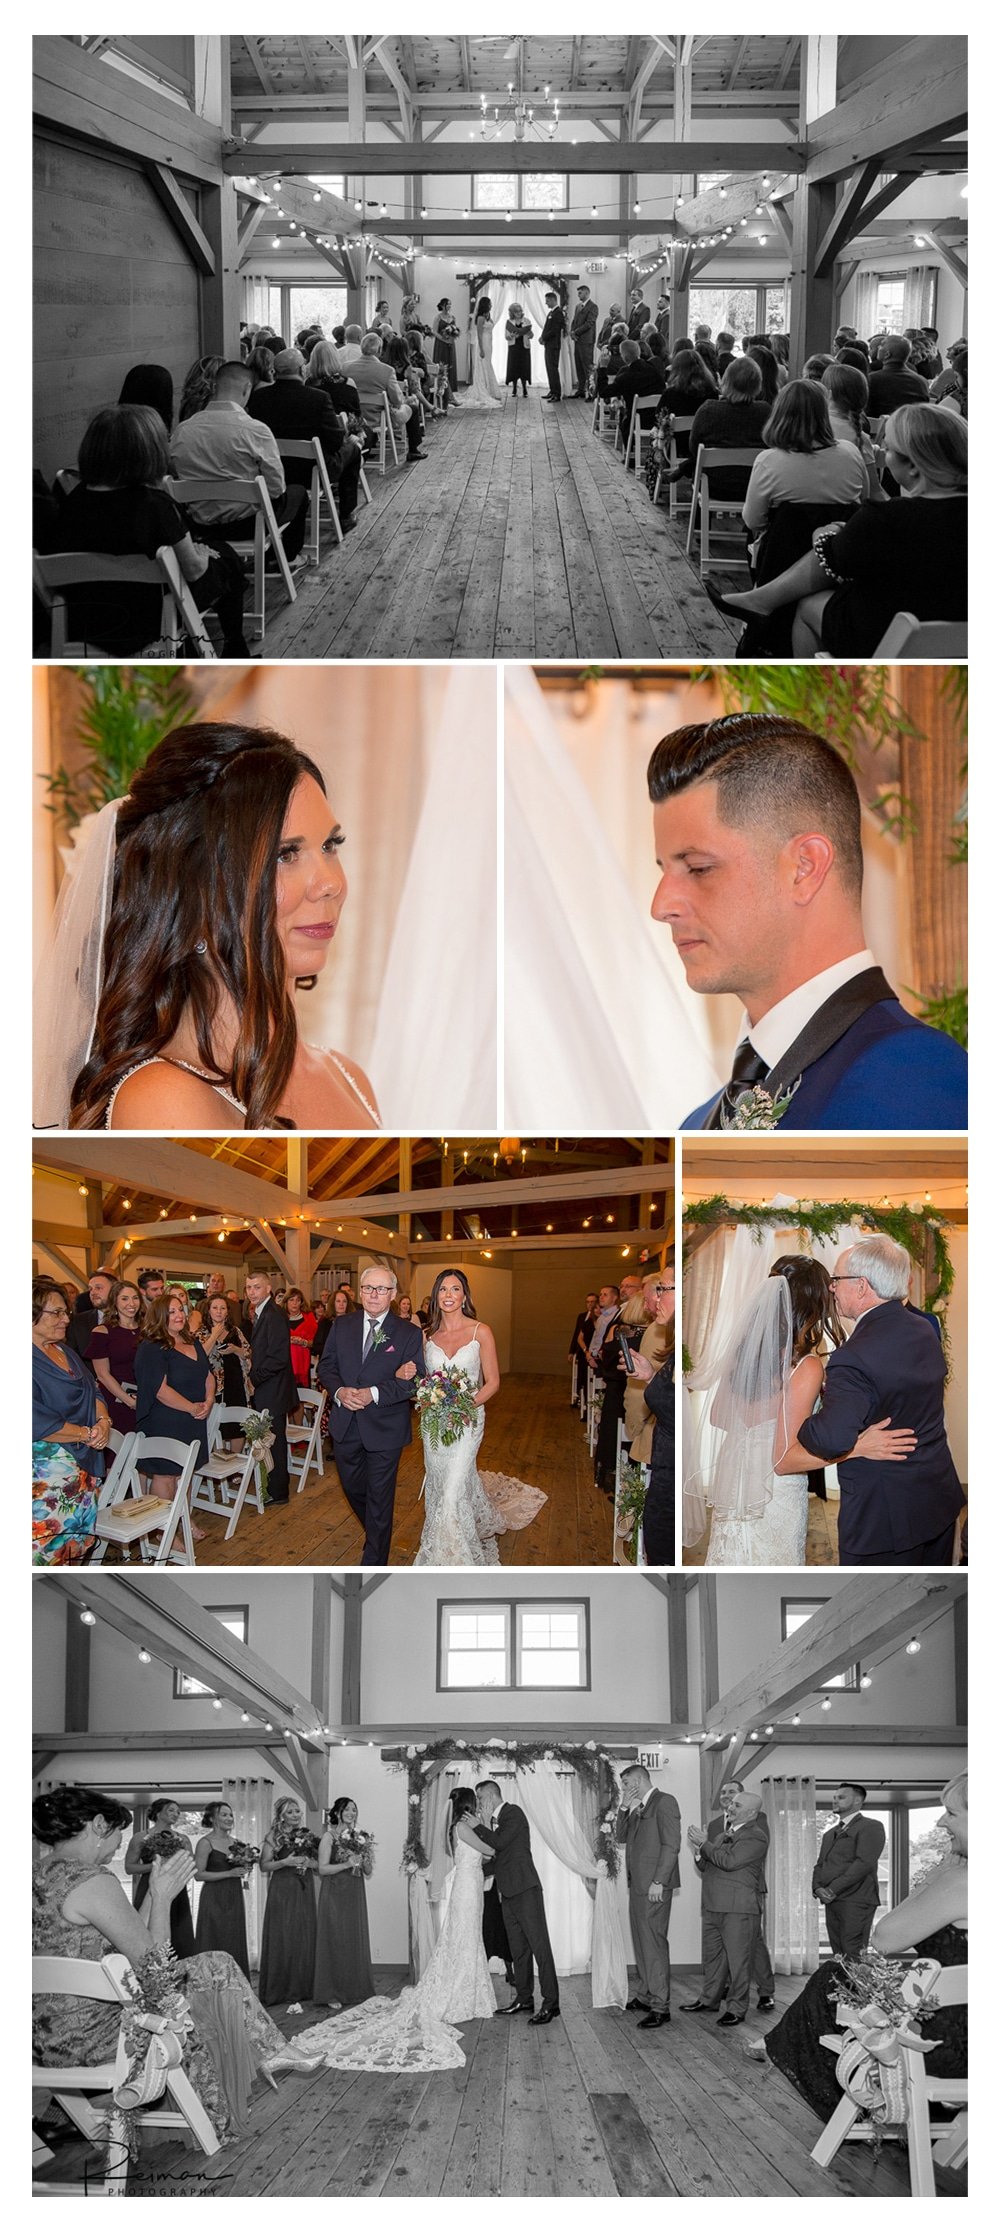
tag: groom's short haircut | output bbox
[545,290,557,302]
[646,714,864,898]
[841,1235,911,1299]
[843,1783,868,1804]
[476,1778,501,1805]
[623,1763,651,1790]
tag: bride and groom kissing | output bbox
[688,1232,963,1567]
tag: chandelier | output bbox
[479,82,560,141]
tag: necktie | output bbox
[710,1038,769,1129]
[361,1316,375,1363]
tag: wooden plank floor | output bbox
[97,1375,614,1569]
[38,1970,915,2199]
[260,393,742,661]
[684,1491,841,1569]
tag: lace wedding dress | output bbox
[414,1333,546,1566]
[705,1418,809,1565]
[292,1837,496,2073]
[469,320,505,407]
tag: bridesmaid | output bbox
[123,1795,195,1957]
[193,1801,251,1979]
[258,1798,318,2009]
[313,1797,375,2009]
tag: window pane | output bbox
[764,285,787,333]
[875,277,906,334]
[690,285,757,342]
[520,1648,582,1685]
[446,1649,508,1687]
[440,1603,510,1688]
[515,1601,587,1687]
[909,1805,950,1889]
[475,173,518,210]
[522,173,566,210]
[288,283,348,340]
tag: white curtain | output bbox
[222,1774,273,1968]
[903,266,936,328]
[514,1766,628,2006]
[762,1776,820,1975]
[486,277,551,388]
[503,666,719,1127]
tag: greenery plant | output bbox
[42,665,196,828]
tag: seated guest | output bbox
[32,1279,109,1565]
[339,323,365,368]
[606,337,665,410]
[705,404,967,656]
[715,330,736,376]
[118,363,173,433]
[656,354,770,500]
[86,1277,143,1433]
[305,339,362,423]
[39,404,249,657]
[383,331,427,416]
[32,1786,319,2147]
[866,334,930,416]
[598,303,624,347]
[937,346,967,420]
[178,355,225,423]
[248,346,362,529]
[930,338,965,399]
[662,346,718,423]
[741,380,867,557]
[170,357,309,564]
[835,345,871,377]
[352,332,425,460]
[803,352,834,381]
[595,322,629,397]
[245,342,276,392]
[821,363,885,499]
[747,344,780,407]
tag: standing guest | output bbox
[123,1796,195,1958]
[504,304,533,397]
[396,1294,415,1321]
[249,346,363,526]
[598,303,624,347]
[118,363,174,434]
[715,330,736,376]
[193,1801,252,1979]
[616,1765,681,2027]
[432,299,461,398]
[812,1783,886,1954]
[135,1291,214,1500]
[655,295,672,341]
[570,284,598,396]
[258,1798,318,2009]
[64,1268,115,1362]
[313,1798,375,2009]
[284,1287,319,1394]
[540,291,566,402]
[920,325,944,379]
[930,338,966,399]
[170,358,309,566]
[202,1293,253,1415]
[627,289,651,337]
[136,1268,165,1308]
[568,1292,599,1406]
[417,1295,433,1329]
[683,1792,769,2026]
[246,1269,296,1504]
[310,1289,340,1360]
[626,1261,676,1563]
[86,1278,143,1432]
[592,1276,644,1493]
[705,1780,775,2009]
[32,1279,109,1564]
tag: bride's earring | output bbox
[194,939,208,955]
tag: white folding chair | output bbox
[88,1431,141,1565]
[190,1403,264,1541]
[277,437,343,562]
[810,1961,968,2195]
[94,1436,199,1564]
[623,392,664,476]
[166,472,297,642]
[32,1951,220,2195]
[652,414,695,516]
[585,1367,601,1456]
[684,446,760,577]
[287,1388,324,1490]
[873,613,969,657]
[367,399,400,475]
[612,1419,651,1567]
[33,548,216,658]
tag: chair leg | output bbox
[164,2066,222,2157]
[223,1460,258,1540]
[810,2091,864,2168]
[684,480,699,559]
[359,466,372,505]
[700,492,710,576]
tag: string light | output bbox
[79,1607,96,1625]
[905,1637,922,1655]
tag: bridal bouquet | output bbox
[414,1367,480,1448]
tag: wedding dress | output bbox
[705,1414,809,1565]
[292,1836,496,2072]
[687,1278,812,1564]
[469,320,505,407]
[414,1333,546,1566]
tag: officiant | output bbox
[504,304,533,398]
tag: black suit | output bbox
[797,1298,963,1562]
[812,1813,885,1955]
[249,377,362,517]
[540,305,566,399]
[249,1298,297,1503]
[318,1309,424,1564]
[65,1304,101,1366]
[477,1803,558,2011]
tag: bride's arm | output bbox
[474,1324,500,1407]
[454,1819,496,1857]
[772,1355,825,1472]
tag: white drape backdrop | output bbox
[504,665,719,1127]
[762,1776,820,1975]
[484,279,549,389]
[221,1775,272,1967]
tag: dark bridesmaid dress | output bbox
[258,1859,318,2006]
[131,1859,196,1959]
[765,1923,968,2121]
[313,1841,375,2007]
[193,1846,250,1980]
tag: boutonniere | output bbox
[720,1079,799,1132]
[370,1324,387,1351]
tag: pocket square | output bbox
[386,1345,395,1354]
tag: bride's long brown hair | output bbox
[69,724,328,1128]
[769,1254,844,1359]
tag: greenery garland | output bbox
[683,1195,955,1320]
[386,1738,621,1877]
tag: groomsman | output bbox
[245,1269,296,1504]
[540,291,566,401]
[616,1765,681,2026]
[812,1784,885,1955]
[683,1793,769,2025]
[713,1781,774,2008]
[570,285,598,395]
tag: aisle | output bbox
[262,393,741,661]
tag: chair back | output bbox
[276,437,343,556]
[33,550,180,657]
[32,1953,124,2003]
[874,613,968,657]
[166,472,296,636]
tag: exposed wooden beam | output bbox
[706,1578,965,1735]
[145,162,217,275]
[370,38,413,136]
[223,140,801,178]
[814,158,882,276]
[953,1595,967,1726]
[927,224,969,286]
[342,1575,364,1727]
[45,1572,323,1732]
[666,1578,688,1724]
[242,37,275,97]
[237,202,265,254]
[834,259,859,304]
[776,38,800,90]
[65,1602,91,1732]
[728,38,750,92]
[311,1577,331,1728]
[37,1728,319,1754]
[803,37,967,185]
[34,33,223,187]
[699,1577,719,1713]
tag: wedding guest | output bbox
[246,1269,296,1503]
[135,1291,214,1499]
[202,1293,253,1417]
[284,1287,318,1418]
[653,354,769,502]
[178,354,224,421]
[123,1795,195,1958]
[821,363,884,500]
[716,330,736,376]
[432,300,461,396]
[310,1290,339,1360]
[627,290,651,337]
[570,284,598,396]
[741,382,867,560]
[170,358,309,565]
[136,1268,165,1307]
[396,1293,415,1321]
[245,342,276,392]
[64,1267,115,1361]
[606,338,663,413]
[353,333,425,460]
[866,334,930,415]
[593,1275,645,1494]
[118,362,174,433]
[339,324,365,370]
[568,1292,599,1406]
[747,345,781,407]
[598,303,624,347]
[32,1788,316,2146]
[626,1260,676,1563]
[250,347,363,527]
[32,1279,109,1564]
[305,339,362,424]
[258,1798,318,2009]
[193,1801,253,1979]
[937,347,967,420]
[314,1798,376,2009]
[86,1278,143,1431]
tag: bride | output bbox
[294,1788,496,2072]
[687,1255,907,1565]
[406,1269,545,1565]
[33,722,380,1131]
[469,296,505,408]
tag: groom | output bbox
[796,1235,963,1564]
[474,1781,560,2024]
[646,712,968,1130]
[317,1264,424,1565]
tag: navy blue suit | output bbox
[318,1310,424,1565]
[797,1298,963,1562]
[682,999,967,1131]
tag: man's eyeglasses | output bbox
[360,1283,394,1295]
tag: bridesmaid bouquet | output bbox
[229,1837,262,1887]
[414,1367,479,1448]
[140,1825,187,1864]
[242,1407,275,1496]
[340,1828,376,1875]
[273,1827,320,1862]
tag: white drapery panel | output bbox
[513,1766,628,2005]
[903,266,937,328]
[762,1776,820,1975]
[503,666,718,1128]
[221,1775,273,1967]
[484,278,549,387]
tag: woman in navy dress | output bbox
[135,1291,214,1498]
[258,1798,318,2007]
[123,1795,195,1958]
[86,1277,143,1434]
[313,1797,375,2009]
[193,1801,251,1979]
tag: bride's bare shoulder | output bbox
[312,1047,381,1124]
[110,1063,236,1129]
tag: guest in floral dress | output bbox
[32,1279,110,1564]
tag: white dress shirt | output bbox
[335,1308,390,1404]
[739,949,876,1071]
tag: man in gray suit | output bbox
[683,1792,769,2026]
[812,1783,885,1955]
[712,1779,775,2010]
[616,1764,681,2028]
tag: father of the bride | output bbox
[781,1234,963,1564]
[646,712,967,1130]
[318,1263,424,1565]
[475,1780,560,2025]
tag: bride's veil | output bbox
[684,1275,796,1537]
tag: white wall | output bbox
[416,1261,513,1373]
[706,1576,961,1726]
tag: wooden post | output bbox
[346,46,367,327]
[699,1575,719,1713]
[669,245,691,351]
[666,1576,688,1723]
[84,1182,103,1274]
[200,177,241,355]
[342,1574,363,1726]
[895,667,967,1008]
[638,1137,656,1232]
[65,1603,90,1731]
[789,35,838,364]
[311,1576,331,1728]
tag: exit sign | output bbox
[585,259,607,274]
